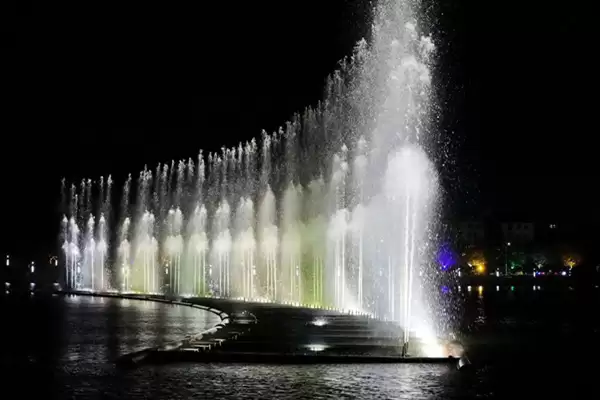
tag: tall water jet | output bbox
[135,211,158,293]
[117,218,131,291]
[96,213,108,290]
[62,215,80,289]
[212,201,231,297]
[96,174,112,291]
[187,205,209,295]
[117,175,132,291]
[258,186,278,300]
[233,197,255,299]
[349,204,366,309]
[166,208,184,294]
[383,145,439,347]
[281,183,303,303]
[306,178,326,306]
[83,215,95,289]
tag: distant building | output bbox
[459,221,485,245]
[501,222,535,243]
[537,222,576,246]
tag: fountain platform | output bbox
[146,351,455,364]
[56,291,457,366]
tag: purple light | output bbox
[438,244,458,271]
[441,285,449,294]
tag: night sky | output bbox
[1,1,595,260]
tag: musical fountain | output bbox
[60,0,449,359]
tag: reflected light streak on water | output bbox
[2,287,599,399]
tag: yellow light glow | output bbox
[420,340,446,358]
[562,253,581,269]
[467,250,487,275]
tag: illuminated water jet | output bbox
[60,0,443,356]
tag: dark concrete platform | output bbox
[147,350,456,364]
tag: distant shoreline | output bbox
[456,274,599,288]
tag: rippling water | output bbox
[0,289,598,399]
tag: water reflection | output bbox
[1,287,599,399]
[474,287,486,327]
[1,296,461,399]
[124,363,460,399]
[0,295,219,389]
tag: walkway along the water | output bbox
[56,291,458,366]
[55,291,255,367]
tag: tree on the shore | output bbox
[464,248,486,275]
[530,252,548,270]
[509,251,527,274]
[562,252,582,269]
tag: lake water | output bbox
[1,287,598,399]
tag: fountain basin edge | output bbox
[52,290,461,367]
[146,350,457,365]
[53,290,232,367]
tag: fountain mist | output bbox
[60,0,441,349]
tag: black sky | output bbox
[1,1,595,259]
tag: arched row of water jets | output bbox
[62,142,436,325]
[60,6,439,333]
[62,133,376,308]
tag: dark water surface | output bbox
[1,288,598,399]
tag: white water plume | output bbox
[60,0,443,352]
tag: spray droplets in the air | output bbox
[60,0,445,346]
